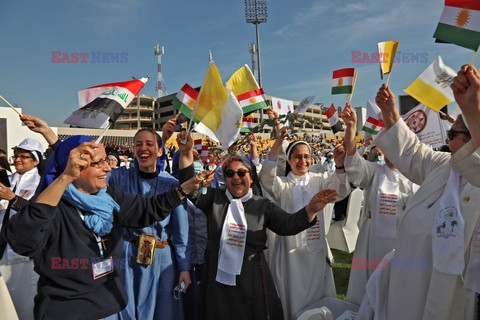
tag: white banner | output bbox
[401,103,449,149]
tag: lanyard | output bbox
[76,208,105,257]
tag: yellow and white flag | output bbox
[194,62,243,148]
[404,56,456,112]
[378,41,399,79]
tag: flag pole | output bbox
[185,61,213,141]
[95,122,111,144]
[347,72,358,104]
[0,95,22,116]
[469,44,480,66]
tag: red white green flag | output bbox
[237,88,267,114]
[331,68,355,94]
[240,113,255,133]
[433,0,480,50]
[64,77,148,128]
[362,100,384,135]
[172,83,199,120]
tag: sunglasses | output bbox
[173,283,185,299]
[224,169,249,178]
[446,128,470,141]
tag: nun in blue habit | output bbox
[108,128,191,320]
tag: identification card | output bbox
[92,257,114,280]
[136,233,156,265]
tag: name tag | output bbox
[92,257,114,280]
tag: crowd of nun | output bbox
[0,64,479,320]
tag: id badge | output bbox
[136,234,156,265]
[92,257,114,280]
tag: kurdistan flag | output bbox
[331,68,355,94]
[404,56,457,112]
[362,100,384,135]
[433,0,480,50]
[378,41,399,79]
[64,77,148,128]
[240,113,255,133]
[172,83,198,120]
[194,62,243,148]
[226,65,267,114]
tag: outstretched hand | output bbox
[306,188,338,217]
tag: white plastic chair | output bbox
[295,297,359,320]
[0,274,19,320]
[296,307,333,320]
[326,188,363,253]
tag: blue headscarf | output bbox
[39,135,120,236]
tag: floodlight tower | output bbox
[248,42,257,78]
[244,0,267,88]
[154,44,165,98]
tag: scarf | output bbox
[286,172,323,253]
[465,215,480,293]
[62,184,120,237]
[216,188,252,286]
[375,165,400,239]
[432,169,464,275]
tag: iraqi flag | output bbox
[172,83,199,120]
[201,145,209,156]
[325,103,342,133]
[331,68,355,94]
[433,0,480,51]
[64,77,148,128]
[362,100,384,135]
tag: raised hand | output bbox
[375,84,396,112]
[340,103,357,128]
[176,132,193,153]
[162,118,177,142]
[306,188,338,216]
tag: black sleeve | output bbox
[108,186,185,228]
[6,203,58,256]
[264,200,316,236]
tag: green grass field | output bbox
[331,249,353,301]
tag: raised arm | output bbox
[20,114,59,146]
[375,84,401,130]
[341,103,358,156]
[451,65,480,149]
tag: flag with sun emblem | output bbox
[172,83,199,120]
[433,0,480,51]
[331,68,355,94]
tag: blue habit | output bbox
[108,166,190,320]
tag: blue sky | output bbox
[0,0,474,127]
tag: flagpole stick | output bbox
[469,44,480,66]
[0,95,22,116]
[95,122,111,144]
[385,72,392,86]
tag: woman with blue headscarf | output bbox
[3,135,212,320]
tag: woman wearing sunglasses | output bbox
[176,132,338,320]
[256,110,351,319]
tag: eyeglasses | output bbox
[446,128,470,141]
[224,169,249,178]
[90,159,109,168]
[13,154,34,160]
